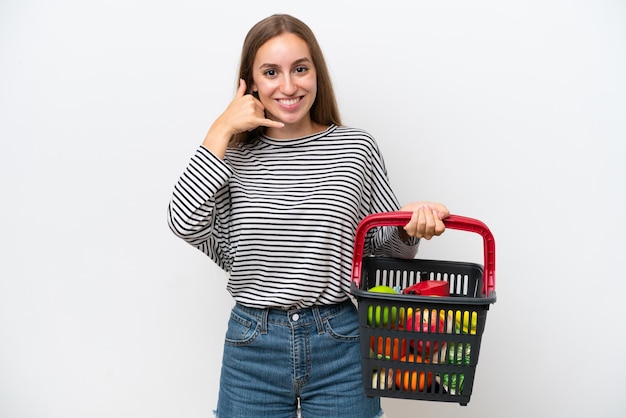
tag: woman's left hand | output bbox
[399,202,449,240]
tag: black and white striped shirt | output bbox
[167,125,418,308]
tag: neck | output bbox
[265,120,327,139]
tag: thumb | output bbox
[235,78,247,98]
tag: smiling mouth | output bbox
[277,97,302,106]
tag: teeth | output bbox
[279,98,300,106]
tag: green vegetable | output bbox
[442,343,470,394]
[366,286,399,327]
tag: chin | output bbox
[270,113,306,126]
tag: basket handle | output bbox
[350,212,496,296]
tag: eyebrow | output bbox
[258,57,312,70]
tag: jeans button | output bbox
[292,313,300,321]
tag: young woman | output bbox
[167,14,449,418]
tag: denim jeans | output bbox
[214,299,384,418]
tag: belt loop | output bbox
[260,308,269,335]
[312,306,324,335]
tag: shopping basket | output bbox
[350,211,496,405]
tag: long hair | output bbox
[230,14,342,145]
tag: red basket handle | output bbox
[351,212,496,296]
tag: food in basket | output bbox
[371,367,394,390]
[403,308,447,356]
[366,285,399,327]
[440,311,475,394]
[370,336,407,361]
[367,285,397,294]
[395,354,433,391]
[442,372,465,395]
[454,310,477,334]
[442,343,471,394]
[402,280,450,297]
[447,342,471,365]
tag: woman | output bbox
[167,14,448,418]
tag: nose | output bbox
[281,74,297,96]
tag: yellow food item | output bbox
[454,310,477,334]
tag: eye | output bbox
[263,69,277,77]
[294,66,308,74]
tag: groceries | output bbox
[366,282,477,395]
[395,354,433,391]
[366,286,399,327]
[442,342,471,395]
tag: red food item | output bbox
[404,309,446,356]
[402,280,450,297]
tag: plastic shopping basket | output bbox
[350,212,496,405]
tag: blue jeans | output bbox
[214,299,383,418]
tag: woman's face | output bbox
[251,33,318,138]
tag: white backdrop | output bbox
[1,1,624,417]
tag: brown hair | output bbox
[230,14,342,145]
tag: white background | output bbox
[1,0,624,417]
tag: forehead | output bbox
[254,33,312,66]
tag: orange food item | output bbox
[370,336,407,361]
[396,354,433,391]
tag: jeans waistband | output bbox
[234,299,354,335]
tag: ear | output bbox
[251,82,258,93]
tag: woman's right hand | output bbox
[202,79,284,158]
[399,202,449,240]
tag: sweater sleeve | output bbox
[362,134,419,259]
[166,146,234,271]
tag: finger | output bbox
[404,208,419,232]
[424,209,446,238]
[247,116,284,131]
[429,203,450,220]
[434,217,446,236]
[244,101,286,131]
[403,207,422,237]
[248,98,284,129]
[235,78,247,98]
[257,118,285,129]
[420,207,435,240]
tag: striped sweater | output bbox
[167,125,418,309]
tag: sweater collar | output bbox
[258,124,337,146]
